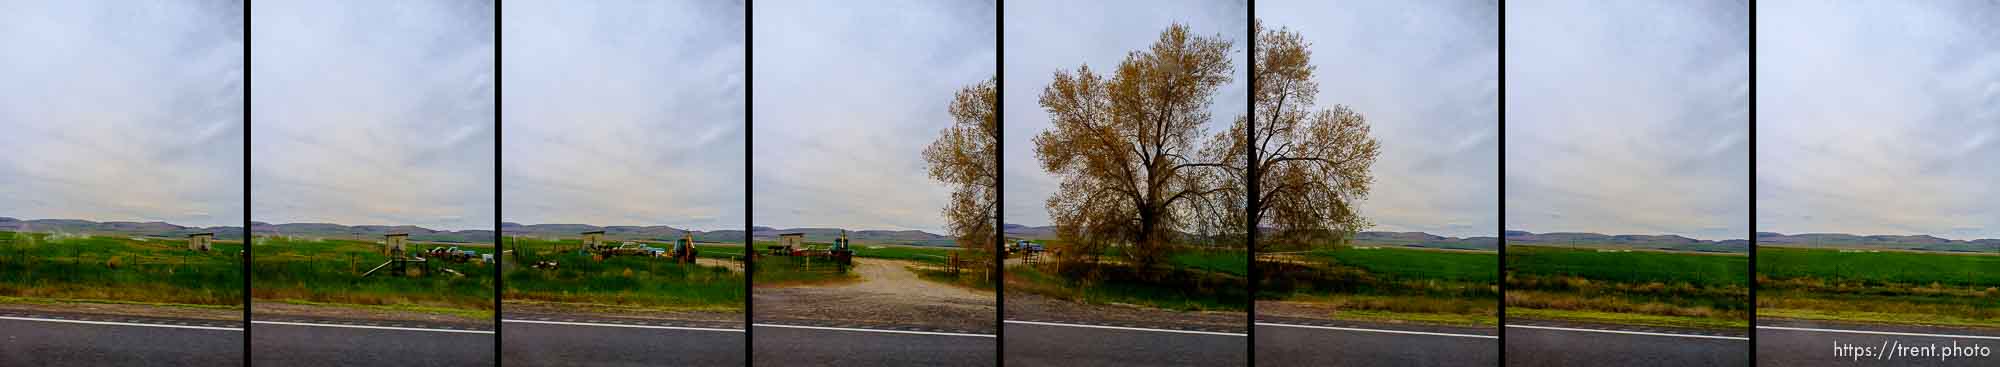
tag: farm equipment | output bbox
[426,246,478,263]
[763,231,852,267]
[670,232,699,263]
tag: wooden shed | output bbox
[187,232,214,251]
[779,233,806,249]
[384,233,409,255]
[581,230,605,250]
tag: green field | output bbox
[0,231,242,307]
[1258,246,1497,325]
[1506,245,1749,329]
[1006,240,1248,312]
[1758,247,1999,286]
[1757,247,2000,327]
[251,236,493,318]
[502,237,743,312]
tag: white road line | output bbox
[1758,325,2000,340]
[1005,320,1247,337]
[504,319,743,333]
[1506,324,1747,340]
[251,320,494,334]
[0,316,243,332]
[1258,322,1497,339]
[754,323,995,338]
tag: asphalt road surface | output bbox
[503,320,744,366]
[1256,319,1496,367]
[251,321,494,366]
[1505,321,1749,366]
[1005,321,1246,366]
[1757,319,1998,366]
[0,316,243,366]
[753,324,995,366]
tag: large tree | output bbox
[1236,21,1381,252]
[1036,24,1237,269]
[924,76,998,264]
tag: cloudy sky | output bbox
[1004,0,1247,228]
[1757,0,2000,240]
[1259,0,1496,238]
[0,1,243,227]
[1505,0,1748,240]
[252,0,494,230]
[752,0,994,234]
[502,0,743,230]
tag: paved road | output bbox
[1757,319,1998,366]
[1256,320,1496,367]
[1505,321,1748,366]
[1005,321,1245,366]
[252,321,494,366]
[503,320,743,366]
[753,324,995,366]
[0,316,242,366]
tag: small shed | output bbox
[187,232,214,251]
[384,233,409,255]
[581,230,606,249]
[778,233,806,249]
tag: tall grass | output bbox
[1505,245,1748,327]
[251,236,492,313]
[502,237,742,311]
[0,231,241,307]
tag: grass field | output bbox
[1258,246,1497,325]
[1757,246,2000,327]
[1005,240,1248,312]
[1506,245,1748,329]
[502,237,743,312]
[0,231,242,307]
[251,236,493,318]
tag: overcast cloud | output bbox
[1505,0,1748,240]
[0,1,243,227]
[1757,0,2000,239]
[1259,0,1496,238]
[1004,0,1247,228]
[252,0,494,230]
[752,0,994,234]
[502,0,743,230]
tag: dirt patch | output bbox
[754,258,995,332]
[252,301,489,327]
[1005,292,1245,333]
[501,301,742,324]
[0,299,241,321]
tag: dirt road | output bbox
[754,258,995,333]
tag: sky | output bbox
[1505,0,1748,240]
[1258,0,1496,238]
[0,1,243,228]
[1004,0,1248,228]
[752,0,994,234]
[1757,0,2000,240]
[251,0,495,231]
[501,0,744,230]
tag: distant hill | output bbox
[0,217,245,240]
[1004,224,1492,251]
[1506,230,1748,253]
[1756,232,1998,253]
[1352,231,1499,251]
[1003,224,1056,240]
[251,222,492,243]
[499,222,745,243]
[751,227,955,247]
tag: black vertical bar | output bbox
[1745,1,1757,365]
[993,0,1006,365]
[1244,0,1259,365]
[492,0,504,364]
[744,1,756,365]
[241,0,253,365]
[1496,0,1508,365]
